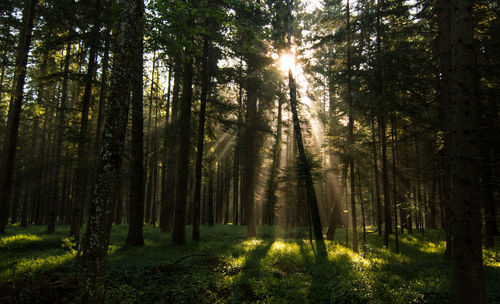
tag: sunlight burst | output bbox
[279,53,296,75]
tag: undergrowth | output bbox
[1,223,499,303]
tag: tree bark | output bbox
[80,0,143,298]
[447,0,486,302]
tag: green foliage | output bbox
[1,224,499,303]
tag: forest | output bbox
[0,0,499,303]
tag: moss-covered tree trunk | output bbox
[80,0,143,298]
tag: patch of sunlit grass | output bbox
[16,252,75,273]
[0,233,42,249]
[241,239,263,252]
[269,240,300,254]
[483,248,500,268]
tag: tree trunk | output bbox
[391,114,399,253]
[193,38,212,241]
[172,29,195,244]
[232,78,243,225]
[145,52,156,224]
[241,60,258,237]
[95,29,111,155]
[160,60,181,233]
[264,87,283,225]
[379,116,391,248]
[447,0,486,302]
[286,0,325,254]
[346,0,358,253]
[371,118,382,236]
[160,63,171,230]
[80,0,143,298]
[126,4,145,246]
[0,0,37,234]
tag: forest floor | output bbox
[0,224,499,304]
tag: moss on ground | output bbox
[1,224,499,303]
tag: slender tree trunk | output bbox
[286,0,325,254]
[264,87,283,225]
[207,159,214,226]
[95,29,111,155]
[357,163,366,245]
[391,113,399,253]
[145,51,156,223]
[193,38,212,241]
[160,64,172,231]
[0,0,37,233]
[379,116,391,248]
[172,25,195,244]
[346,0,358,253]
[371,118,382,236]
[126,7,145,246]
[241,60,258,237]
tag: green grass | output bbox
[1,223,499,303]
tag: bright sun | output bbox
[279,53,296,75]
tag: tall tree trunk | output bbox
[241,60,258,237]
[207,159,214,226]
[193,38,212,241]
[264,87,283,225]
[447,0,486,302]
[346,0,358,253]
[391,113,399,253]
[357,163,366,245]
[233,73,243,225]
[145,51,156,223]
[379,116,391,248]
[95,29,111,155]
[80,0,143,298]
[0,0,37,234]
[286,0,325,255]
[172,26,195,244]
[126,5,145,246]
[160,64,172,231]
[371,117,382,236]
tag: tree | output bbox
[80,0,144,297]
[445,0,486,301]
[126,0,145,247]
[172,0,195,245]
